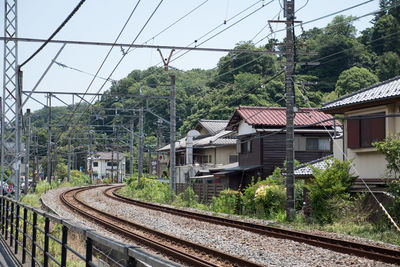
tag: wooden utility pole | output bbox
[130,120,135,176]
[138,101,144,184]
[156,118,162,178]
[24,109,31,194]
[284,0,296,221]
[67,137,71,182]
[170,74,176,197]
[47,93,52,183]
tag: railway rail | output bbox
[60,185,262,267]
[105,185,400,265]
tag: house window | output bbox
[107,162,118,167]
[347,112,385,148]
[93,162,98,167]
[229,155,238,163]
[240,140,252,153]
[306,138,330,151]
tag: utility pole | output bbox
[33,129,38,192]
[24,109,31,194]
[138,98,144,184]
[170,74,176,197]
[111,147,114,182]
[47,93,52,183]
[67,137,71,182]
[130,120,135,176]
[116,131,120,183]
[156,118,162,178]
[88,131,93,181]
[284,0,296,221]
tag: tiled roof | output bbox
[294,156,333,177]
[322,76,400,112]
[92,152,125,160]
[158,130,237,152]
[196,120,229,135]
[229,106,336,129]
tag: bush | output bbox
[242,177,286,218]
[126,177,171,204]
[306,158,357,224]
[70,170,92,186]
[210,189,239,214]
[174,186,199,208]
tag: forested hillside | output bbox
[31,1,400,164]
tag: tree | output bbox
[371,14,400,55]
[376,51,400,81]
[373,134,400,179]
[335,67,378,96]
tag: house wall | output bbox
[215,145,238,165]
[343,102,400,179]
[239,136,262,167]
[92,158,126,180]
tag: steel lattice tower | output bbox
[2,0,21,199]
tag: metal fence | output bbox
[0,196,177,267]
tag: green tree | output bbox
[371,14,400,55]
[373,134,400,178]
[335,67,378,96]
[376,52,400,81]
[306,158,357,224]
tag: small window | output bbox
[240,140,252,153]
[93,162,98,167]
[306,138,330,151]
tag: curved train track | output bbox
[104,185,400,265]
[60,185,262,267]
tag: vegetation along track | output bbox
[60,185,262,267]
[106,185,400,265]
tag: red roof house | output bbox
[220,106,339,188]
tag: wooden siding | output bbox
[238,136,262,166]
[176,183,226,202]
[262,133,286,176]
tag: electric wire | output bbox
[19,0,87,68]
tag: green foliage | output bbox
[210,189,239,214]
[241,177,286,218]
[174,186,199,208]
[125,177,172,204]
[335,67,378,96]
[306,158,357,224]
[70,170,92,186]
[372,14,400,55]
[373,134,400,178]
[376,51,400,81]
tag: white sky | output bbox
[0,0,379,112]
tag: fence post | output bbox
[10,201,14,246]
[31,212,37,267]
[22,207,27,264]
[44,217,50,267]
[5,200,9,239]
[15,203,20,253]
[61,225,68,267]
[86,237,93,267]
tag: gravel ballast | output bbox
[42,185,399,266]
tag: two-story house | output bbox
[90,152,126,181]
[158,119,238,183]
[223,106,338,188]
[321,76,400,185]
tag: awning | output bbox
[189,175,215,179]
[214,165,262,176]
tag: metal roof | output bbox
[322,76,400,112]
[158,130,237,152]
[227,106,336,130]
[92,152,125,160]
[294,156,333,177]
[195,119,229,135]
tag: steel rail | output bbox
[106,185,400,265]
[60,185,262,267]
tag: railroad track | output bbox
[105,185,400,265]
[60,185,262,267]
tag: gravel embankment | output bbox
[42,186,399,266]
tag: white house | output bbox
[90,152,126,182]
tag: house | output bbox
[158,119,238,183]
[223,106,338,188]
[321,76,400,185]
[89,152,126,181]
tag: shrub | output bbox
[174,186,199,208]
[306,158,357,224]
[210,189,239,214]
[126,177,171,204]
[70,170,92,186]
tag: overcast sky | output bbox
[0,0,379,111]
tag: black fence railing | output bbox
[0,196,177,267]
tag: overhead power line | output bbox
[19,0,87,68]
[1,37,294,55]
